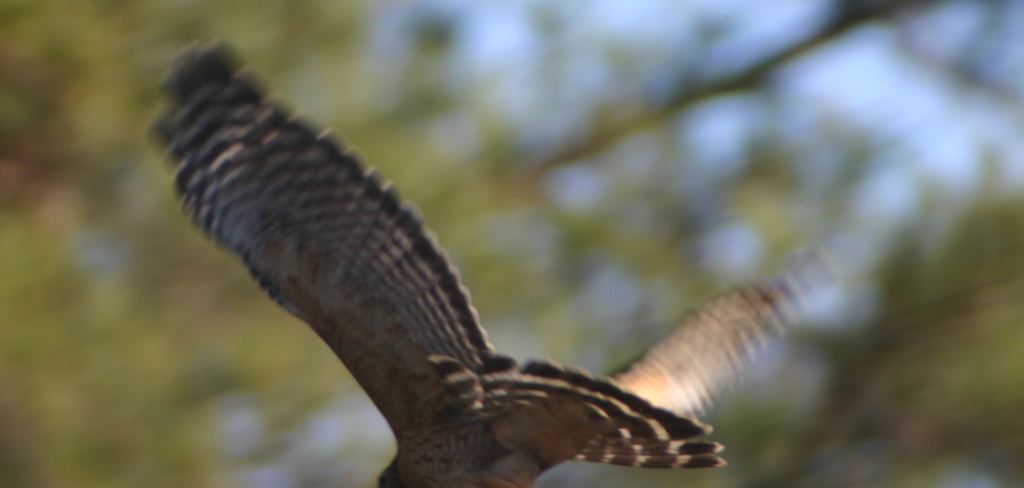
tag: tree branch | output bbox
[518,0,920,174]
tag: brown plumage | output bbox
[154,43,828,488]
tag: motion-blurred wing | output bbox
[613,255,831,415]
[154,44,493,432]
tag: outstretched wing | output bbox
[612,254,832,416]
[154,44,493,432]
[431,354,724,470]
[428,255,829,472]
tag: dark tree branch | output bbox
[517,0,921,174]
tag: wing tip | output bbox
[163,41,238,103]
[640,452,726,469]
[683,453,727,468]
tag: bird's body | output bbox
[155,44,825,487]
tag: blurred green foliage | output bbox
[2,1,1024,487]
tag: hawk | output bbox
[154,44,827,488]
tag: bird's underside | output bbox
[154,43,828,488]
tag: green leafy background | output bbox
[2,1,1023,486]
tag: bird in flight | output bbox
[154,43,827,488]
